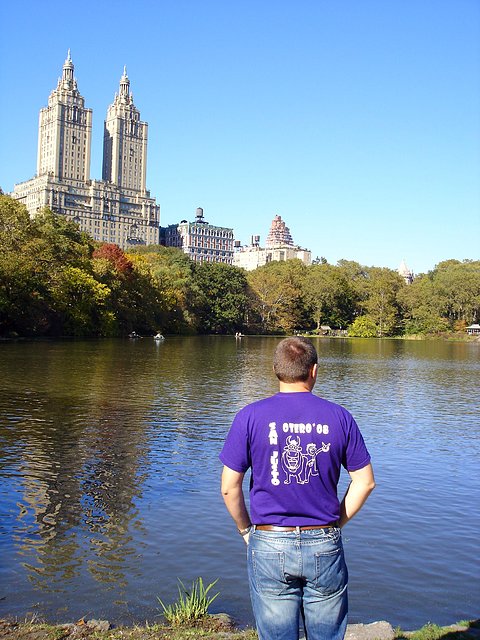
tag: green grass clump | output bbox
[408,624,446,640]
[395,622,480,640]
[157,577,220,626]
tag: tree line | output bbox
[1,196,479,338]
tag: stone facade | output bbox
[233,242,311,270]
[265,214,294,247]
[102,67,148,193]
[37,51,92,183]
[163,208,234,264]
[11,52,160,248]
[234,215,311,271]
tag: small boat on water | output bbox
[129,331,140,339]
[154,332,165,340]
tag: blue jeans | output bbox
[247,527,348,640]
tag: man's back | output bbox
[220,391,370,526]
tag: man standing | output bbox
[220,337,375,640]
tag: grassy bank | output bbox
[1,619,479,640]
[0,616,257,640]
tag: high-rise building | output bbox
[233,214,311,271]
[11,52,160,248]
[162,207,234,264]
[37,50,92,183]
[102,67,148,193]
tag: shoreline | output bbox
[0,617,479,640]
[1,333,479,344]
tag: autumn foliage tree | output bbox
[93,243,134,275]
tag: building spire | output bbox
[119,66,130,101]
[398,259,414,284]
[61,49,75,88]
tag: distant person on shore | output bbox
[220,336,375,640]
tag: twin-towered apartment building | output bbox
[12,52,159,247]
[11,52,311,268]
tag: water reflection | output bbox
[0,337,479,627]
[1,341,154,599]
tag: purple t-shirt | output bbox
[220,391,371,526]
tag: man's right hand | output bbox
[339,463,376,527]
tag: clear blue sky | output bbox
[1,0,479,274]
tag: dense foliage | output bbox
[1,196,479,338]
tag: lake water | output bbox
[0,336,479,629]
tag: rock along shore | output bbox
[1,618,480,640]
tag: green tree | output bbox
[122,253,166,334]
[399,260,480,334]
[0,196,46,335]
[0,199,96,335]
[190,262,248,333]
[348,315,378,338]
[336,260,369,319]
[303,263,354,330]
[28,208,97,335]
[397,273,446,334]
[129,245,194,333]
[0,195,33,247]
[30,207,94,269]
[362,267,405,336]
[430,260,480,324]
[247,260,308,334]
[50,266,113,336]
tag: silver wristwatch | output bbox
[238,525,252,536]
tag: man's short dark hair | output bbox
[273,337,318,383]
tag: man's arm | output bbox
[221,465,251,543]
[339,463,375,528]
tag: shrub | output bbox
[157,577,220,626]
[348,315,378,338]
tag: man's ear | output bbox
[311,363,318,380]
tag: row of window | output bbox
[189,228,232,238]
[191,241,232,249]
[189,248,232,256]
[190,254,233,263]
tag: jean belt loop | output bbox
[295,526,300,535]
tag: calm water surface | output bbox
[0,337,479,627]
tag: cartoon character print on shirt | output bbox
[303,442,331,483]
[281,436,306,484]
[281,436,331,485]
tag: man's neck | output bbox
[278,381,313,393]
